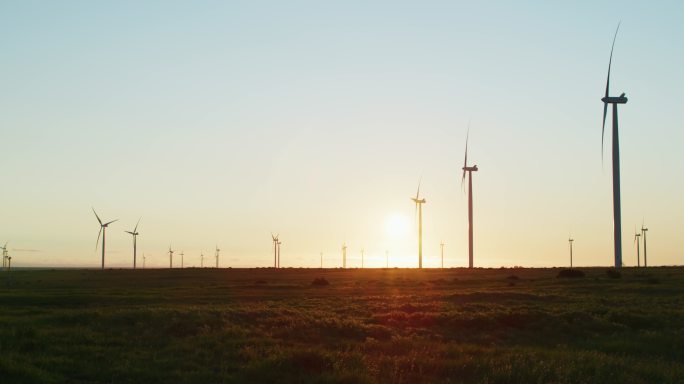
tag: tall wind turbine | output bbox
[168,246,174,268]
[93,208,118,270]
[641,223,648,267]
[180,251,185,269]
[634,229,641,267]
[385,250,389,268]
[215,246,220,268]
[361,248,364,269]
[440,241,445,269]
[568,237,574,268]
[320,251,323,269]
[601,23,628,269]
[142,253,146,269]
[342,243,347,268]
[271,234,279,268]
[125,217,141,269]
[411,181,426,269]
[462,130,478,269]
[7,256,11,271]
[200,252,204,268]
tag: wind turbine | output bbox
[440,241,445,269]
[641,223,648,267]
[411,181,426,269]
[462,128,478,269]
[125,217,141,269]
[361,248,364,269]
[385,250,389,268]
[180,251,184,269]
[271,234,279,268]
[200,252,204,268]
[342,243,347,268]
[568,237,574,268]
[320,251,323,269]
[277,240,282,268]
[1,242,7,269]
[142,253,146,269]
[634,229,641,267]
[601,23,628,269]
[168,246,174,268]
[215,245,220,268]
[93,208,118,270]
[7,256,11,271]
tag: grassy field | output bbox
[1,267,683,383]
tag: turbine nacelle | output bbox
[602,94,628,104]
[462,165,478,172]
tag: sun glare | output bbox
[385,213,410,238]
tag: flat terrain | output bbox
[1,267,683,383]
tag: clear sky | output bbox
[1,0,682,268]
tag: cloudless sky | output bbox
[1,0,682,268]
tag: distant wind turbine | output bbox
[634,229,641,267]
[411,181,426,269]
[271,234,279,268]
[641,223,649,267]
[568,237,574,268]
[462,128,478,269]
[342,243,347,268]
[7,256,11,270]
[200,252,204,268]
[385,250,389,268]
[1,242,7,269]
[125,217,141,269]
[93,208,118,270]
[180,251,185,269]
[361,248,364,269]
[215,245,220,268]
[440,241,445,269]
[601,23,628,269]
[277,240,282,268]
[168,246,174,268]
[142,253,146,269]
[320,251,323,269]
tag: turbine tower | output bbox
[277,240,282,268]
[440,241,445,269]
[462,130,478,269]
[7,256,11,271]
[568,237,574,268]
[168,246,174,268]
[271,234,279,268]
[601,23,628,269]
[342,243,347,268]
[180,251,184,269]
[142,253,146,269]
[200,252,204,268]
[634,229,641,267]
[411,181,426,269]
[361,248,364,269]
[125,217,141,269]
[215,246,220,268]
[93,208,118,270]
[385,250,389,268]
[320,251,323,269]
[1,242,7,270]
[641,223,648,267]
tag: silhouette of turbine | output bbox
[179,251,185,269]
[277,240,282,268]
[462,129,478,269]
[361,248,364,269]
[93,208,118,270]
[168,246,174,268]
[142,253,146,269]
[342,243,347,268]
[440,241,445,269]
[411,181,426,269]
[601,23,628,269]
[125,217,141,269]
[271,234,279,268]
[1,242,7,270]
[568,237,574,268]
[200,252,204,268]
[634,228,641,267]
[641,223,649,267]
[215,245,220,268]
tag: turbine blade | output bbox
[104,219,118,226]
[95,227,102,251]
[92,207,102,225]
[125,231,134,235]
[134,217,141,232]
[462,124,469,188]
[416,178,421,199]
[602,23,620,160]
[602,103,608,161]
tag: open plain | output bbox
[1,267,683,383]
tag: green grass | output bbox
[1,267,683,383]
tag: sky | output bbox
[1,0,683,268]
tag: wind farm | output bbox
[2,2,683,383]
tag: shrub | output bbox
[557,269,585,278]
